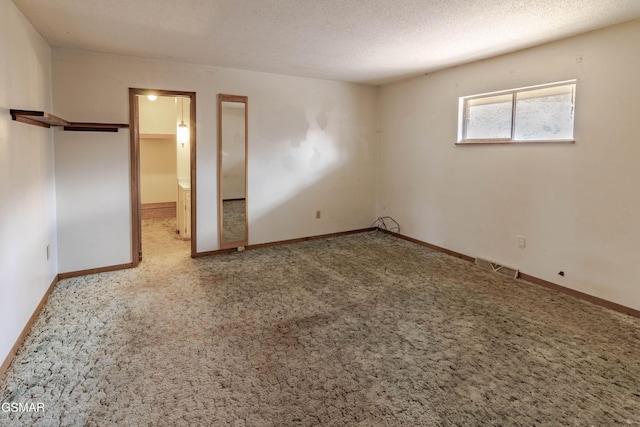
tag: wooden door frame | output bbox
[129,88,197,266]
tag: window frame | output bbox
[457,80,577,145]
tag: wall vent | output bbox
[475,258,519,279]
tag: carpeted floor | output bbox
[1,218,639,426]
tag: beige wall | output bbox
[0,0,57,367]
[52,49,378,272]
[378,19,640,310]
[176,98,190,181]
[139,95,176,135]
[140,138,177,204]
[139,96,181,204]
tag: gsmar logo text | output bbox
[2,402,45,413]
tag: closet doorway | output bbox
[129,89,196,265]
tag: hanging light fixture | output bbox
[177,97,189,148]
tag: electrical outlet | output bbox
[46,244,50,260]
[517,235,526,249]
[316,210,321,219]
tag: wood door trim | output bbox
[129,88,197,263]
[129,90,141,266]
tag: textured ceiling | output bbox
[12,0,640,85]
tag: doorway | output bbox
[129,88,196,266]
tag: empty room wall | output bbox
[52,49,377,272]
[377,19,640,311]
[0,0,57,367]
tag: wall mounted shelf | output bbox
[10,109,129,132]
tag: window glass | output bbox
[514,85,575,140]
[465,94,513,139]
[458,81,576,144]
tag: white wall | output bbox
[0,0,57,367]
[52,49,377,271]
[378,19,640,311]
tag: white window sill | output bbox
[455,139,575,145]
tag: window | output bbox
[458,80,576,144]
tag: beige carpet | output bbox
[1,218,639,426]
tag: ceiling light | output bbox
[147,95,157,101]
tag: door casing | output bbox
[129,88,197,265]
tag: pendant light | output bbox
[177,98,189,148]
